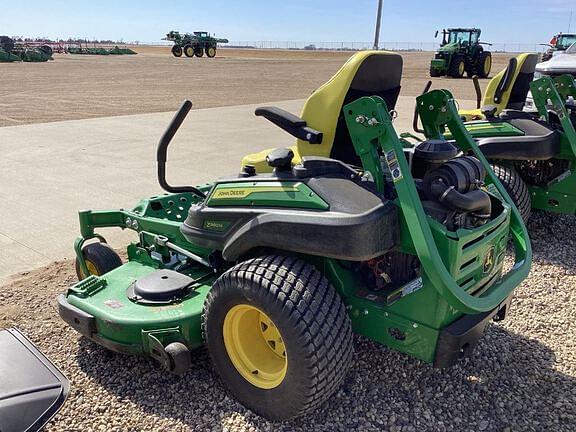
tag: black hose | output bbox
[430,182,491,217]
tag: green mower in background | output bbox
[0,35,53,62]
[434,75,576,221]
[430,28,492,78]
[58,53,531,420]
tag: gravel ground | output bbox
[0,211,574,432]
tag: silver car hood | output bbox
[536,51,576,74]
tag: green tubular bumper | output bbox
[344,92,531,315]
[341,92,531,364]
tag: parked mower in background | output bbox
[0,35,53,62]
[415,74,576,221]
[58,52,531,421]
[430,28,492,78]
[68,44,137,55]
[164,30,228,58]
[541,33,576,61]
[459,53,539,121]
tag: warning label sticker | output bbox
[385,150,403,183]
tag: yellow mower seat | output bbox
[242,51,403,172]
[460,53,539,121]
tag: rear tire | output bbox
[206,46,216,58]
[171,45,183,57]
[491,164,532,222]
[194,47,204,57]
[183,44,194,58]
[448,55,466,78]
[75,243,122,280]
[477,51,492,78]
[203,255,353,421]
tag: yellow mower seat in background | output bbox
[241,51,403,172]
[459,53,539,121]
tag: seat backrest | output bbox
[483,53,539,111]
[297,51,403,165]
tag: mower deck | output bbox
[59,259,215,356]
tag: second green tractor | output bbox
[430,28,492,78]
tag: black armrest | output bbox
[481,105,498,118]
[255,106,323,144]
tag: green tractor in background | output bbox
[430,28,492,78]
[164,30,229,58]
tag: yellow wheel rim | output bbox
[484,56,492,75]
[223,304,287,389]
[458,61,465,75]
[208,48,215,56]
[80,260,99,279]
[185,47,194,57]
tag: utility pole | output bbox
[373,0,383,50]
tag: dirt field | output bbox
[0,46,512,127]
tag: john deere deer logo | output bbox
[483,247,495,274]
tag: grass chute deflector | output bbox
[345,91,531,314]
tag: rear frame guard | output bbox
[531,75,576,157]
[344,91,531,314]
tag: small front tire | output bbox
[206,46,216,57]
[165,342,192,375]
[75,242,122,280]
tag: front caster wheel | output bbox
[165,342,192,375]
[203,255,353,421]
[75,242,122,280]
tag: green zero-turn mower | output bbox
[58,52,531,421]
[427,74,576,221]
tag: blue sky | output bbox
[0,0,574,44]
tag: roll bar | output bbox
[157,100,206,198]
